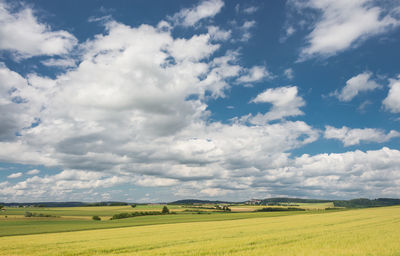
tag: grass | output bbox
[0,206,399,255]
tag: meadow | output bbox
[0,205,399,255]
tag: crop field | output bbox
[0,206,399,255]
[0,210,313,237]
[1,205,186,218]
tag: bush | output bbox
[92,215,101,221]
[110,211,162,220]
[111,212,131,219]
[109,202,128,206]
[24,211,54,217]
[162,206,170,214]
[257,207,305,212]
[222,206,231,212]
[131,204,137,208]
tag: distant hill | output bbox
[0,201,129,207]
[258,197,400,208]
[2,198,400,208]
[333,198,400,208]
[259,197,332,204]
[168,199,234,205]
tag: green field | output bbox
[0,203,335,237]
[0,210,314,237]
[1,205,185,218]
[0,205,399,255]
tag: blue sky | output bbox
[0,0,400,202]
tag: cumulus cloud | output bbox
[248,86,305,123]
[207,25,231,41]
[0,1,77,59]
[1,2,398,202]
[7,172,22,178]
[294,0,399,59]
[27,169,40,175]
[0,169,134,201]
[0,63,39,141]
[332,72,382,102]
[4,147,400,201]
[169,0,224,27]
[0,16,318,199]
[236,65,272,84]
[324,126,400,146]
[41,58,76,68]
[287,147,400,198]
[383,76,400,113]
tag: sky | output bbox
[0,0,400,203]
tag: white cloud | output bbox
[284,68,294,80]
[0,169,136,201]
[169,34,219,62]
[236,4,259,15]
[41,58,76,68]
[135,177,178,187]
[7,172,22,178]
[198,50,242,97]
[249,86,305,123]
[280,25,296,43]
[332,72,381,102]
[0,63,40,141]
[207,26,231,41]
[27,169,40,175]
[383,76,400,113]
[169,0,224,27]
[325,126,400,146]
[358,100,372,113]
[0,1,77,59]
[243,6,259,14]
[288,147,400,198]
[297,0,399,59]
[238,20,256,41]
[0,19,317,187]
[200,187,231,197]
[286,26,295,37]
[241,20,256,30]
[236,65,272,84]
[1,4,399,202]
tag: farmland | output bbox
[0,204,317,236]
[0,204,399,255]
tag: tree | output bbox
[131,204,137,208]
[92,215,101,221]
[162,206,170,214]
[222,206,231,212]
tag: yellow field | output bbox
[0,206,399,255]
